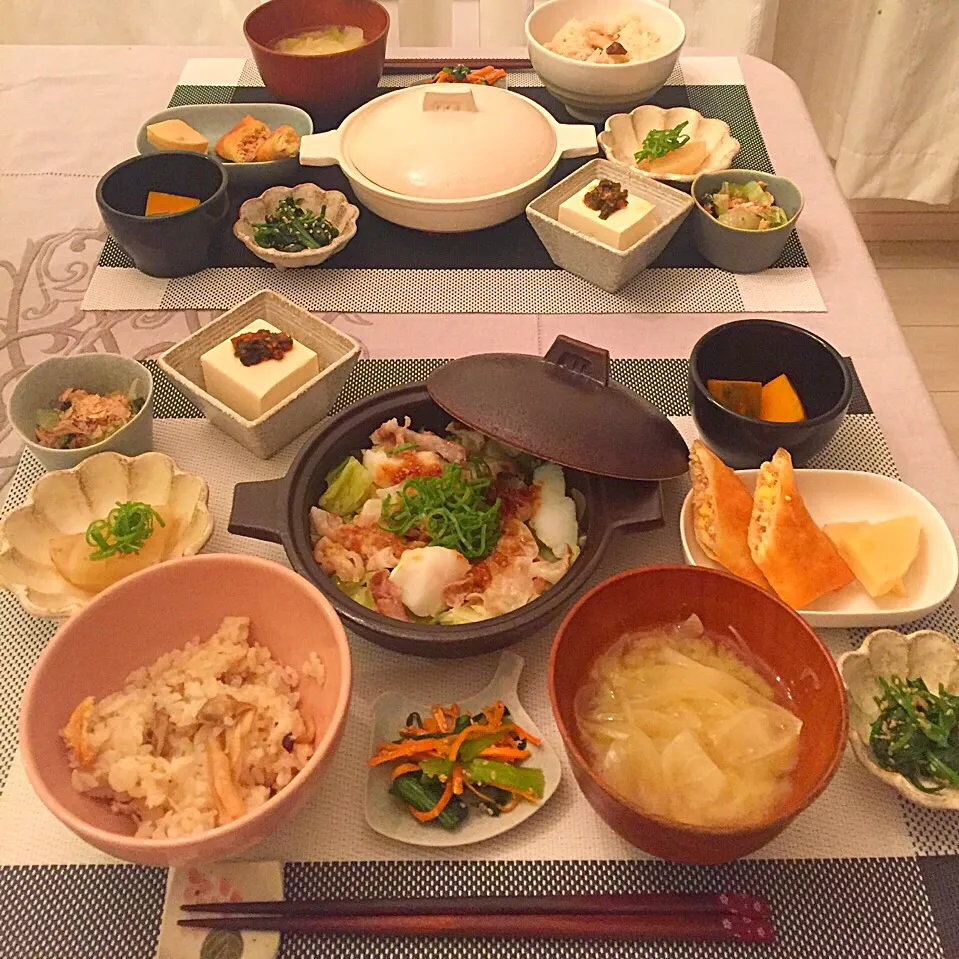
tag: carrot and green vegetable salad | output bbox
[369,700,545,829]
[431,64,508,85]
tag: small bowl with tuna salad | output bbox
[8,354,154,471]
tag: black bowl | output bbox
[228,384,665,658]
[689,319,852,468]
[96,152,229,278]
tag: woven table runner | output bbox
[81,58,825,316]
[0,358,952,959]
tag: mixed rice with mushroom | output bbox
[62,616,319,839]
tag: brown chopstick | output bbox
[182,892,769,918]
[179,912,776,942]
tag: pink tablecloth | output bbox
[1,44,956,535]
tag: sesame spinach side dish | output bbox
[869,676,959,793]
[251,197,340,252]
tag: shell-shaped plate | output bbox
[837,628,959,810]
[598,105,741,184]
[365,651,561,846]
[0,451,213,618]
[234,184,359,268]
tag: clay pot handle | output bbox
[229,478,284,544]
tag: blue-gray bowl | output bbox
[8,354,154,471]
[691,169,804,274]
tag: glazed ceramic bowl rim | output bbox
[95,151,229,222]
[243,0,391,59]
[689,319,853,432]
[691,168,804,234]
[8,354,155,461]
[548,563,849,837]
[320,85,582,208]
[17,553,352,854]
[525,0,687,69]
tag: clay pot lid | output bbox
[345,85,557,200]
[426,336,689,481]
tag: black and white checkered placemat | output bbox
[0,357,955,959]
[81,57,825,316]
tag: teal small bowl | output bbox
[8,355,154,471]
[691,169,804,274]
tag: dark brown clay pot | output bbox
[229,385,665,658]
[549,565,848,864]
[244,0,389,118]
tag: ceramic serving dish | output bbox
[18,554,352,866]
[244,0,390,118]
[837,629,959,809]
[680,468,959,628]
[599,105,741,185]
[8,353,155,472]
[136,103,313,190]
[365,651,561,847]
[526,157,693,293]
[0,451,213,619]
[837,629,959,810]
[158,290,360,459]
[229,337,689,658]
[691,169,804,273]
[689,319,852,468]
[233,184,359,268]
[525,0,686,122]
[299,83,597,232]
[96,152,229,278]
[550,565,848,864]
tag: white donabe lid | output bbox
[344,85,559,201]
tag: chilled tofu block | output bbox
[557,179,657,251]
[823,516,922,598]
[146,118,209,153]
[200,320,320,421]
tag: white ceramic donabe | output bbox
[599,105,741,184]
[365,652,561,847]
[299,84,597,232]
[680,468,959,628]
[837,629,959,810]
[0,451,213,618]
[525,0,686,122]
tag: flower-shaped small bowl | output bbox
[0,451,213,618]
[233,183,359,268]
[598,105,741,185]
[837,628,959,810]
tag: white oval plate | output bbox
[364,651,561,847]
[680,469,958,628]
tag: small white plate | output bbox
[364,651,561,847]
[680,469,958,628]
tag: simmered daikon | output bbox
[575,615,801,828]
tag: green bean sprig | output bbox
[85,501,165,561]
[379,463,502,559]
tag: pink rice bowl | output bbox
[18,553,351,867]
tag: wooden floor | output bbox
[869,241,959,455]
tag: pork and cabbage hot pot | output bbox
[229,338,689,658]
[311,416,584,625]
